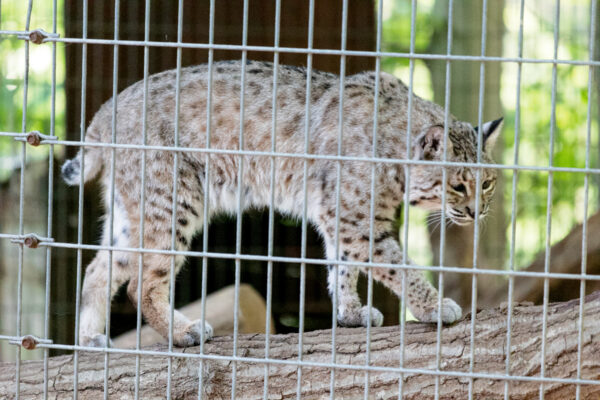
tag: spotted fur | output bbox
[62,60,502,347]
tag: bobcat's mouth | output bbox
[448,216,474,226]
[448,215,473,226]
[447,208,472,226]
[447,207,487,225]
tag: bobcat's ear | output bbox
[475,117,503,153]
[414,125,452,161]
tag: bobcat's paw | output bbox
[424,298,462,324]
[81,334,112,348]
[360,306,384,327]
[338,306,383,328]
[174,320,213,347]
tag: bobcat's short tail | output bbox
[61,126,104,186]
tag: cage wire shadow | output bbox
[0,0,599,399]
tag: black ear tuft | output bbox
[483,117,503,142]
[475,117,503,153]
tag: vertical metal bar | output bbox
[73,0,89,397]
[134,0,152,398]
[435,1,454,398]
[166,0,184,398]
[363,0,384,398]
[15,2,34,398]
[43,1,58,398]
[330,1,349,397]
[263,0,281,398]
[399,0,418,396]
[504,1,526,398]
[468,1,488,398]
[232,0,250,398]
[15,97,25,400]
[103,1,121,397]
[575,1,597,399]
[296,1,315,397]
[197,1,216,398]
[539,2,560,399]
[544,0,563,396]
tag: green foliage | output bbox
[501,14,598,265]
[381,0,598,269]
[0,0,66,182]
[381,0,438,72]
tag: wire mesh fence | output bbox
[0,0,599,399]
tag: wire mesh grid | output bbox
[0,0,599,399]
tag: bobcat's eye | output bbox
[452,183,466,193]
[482,180,492,190]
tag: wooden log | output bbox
[112,284,275,348]
[1,292,599,399]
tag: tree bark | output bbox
[479,211,600,308]
[2,292,599,399]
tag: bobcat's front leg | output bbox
[398,270,462,324]
[326,224,461,325]
[371,235,462,323]
[315,165,460,327]
[321,223,385,328]
[324,258,384,328]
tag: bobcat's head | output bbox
[408,118,503,225]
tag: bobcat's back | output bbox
[62,60,440,216]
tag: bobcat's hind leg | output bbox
[130,250,213,346]
[79,190,134,347]
[130,191,212,347]
[79,227,132,347]
[79,251,131,347]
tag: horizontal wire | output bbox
[1,31,599,68]
[3,136,600,175]
[2,236,599,282]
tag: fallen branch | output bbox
[479,211,600,307]
[1,292,599,399]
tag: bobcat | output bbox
[62,60,502,347]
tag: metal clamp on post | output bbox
[13,131,58,146]
[10,233,55,249]
[8,335,53,350]
[16,29,60,44]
